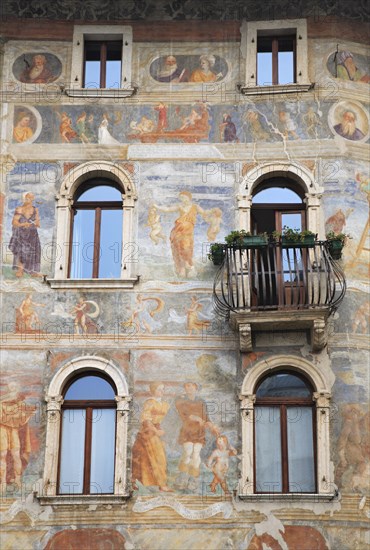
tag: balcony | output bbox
[213,241,346,351]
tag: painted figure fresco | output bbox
[325,208,352,235]
[132,382,172,492]
[71,297,100,335]
[153,55,189,83]
[351,302,369,334]
[206,435,237,494]
[15,294,46,333]
[123,295,164,334]
[154,102,168,131]
[175,382,219,486]
[302,106,323,138]
[45,529,126,550]
[0,382,36,486]
[186,296,211,335]
[146,206,166,244]
[330,102,369,142]
[153,191,222,277]
[278,110,300,139]
[327,50,370,83]
[12,112,34,143]
[337,404,370,490]
[219,113,239,142]
[58,112,77,143]
[98,113,121,145]
[15,53,61,83]
[334,110,365,140]
[9,192,41,277]
[189,54,224,82]
[244,110,270,141]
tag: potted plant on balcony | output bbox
[326,231,349,260]
[274,226,316,247]
[208,243,225,265]
[224,230,268,248]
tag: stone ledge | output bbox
[46,277,139,289]
[240,83,314,96]
[36,494,130,506]
[64,87,136,98]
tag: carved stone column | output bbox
[115,395,132,495]
[313,391,333,493]
[43,395,63,496]
[239,393,256,495]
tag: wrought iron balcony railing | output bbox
[213,241,346,319]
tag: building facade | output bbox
[0,1,369,548]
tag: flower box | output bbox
[327,239,344,260]
[281,235,315,248]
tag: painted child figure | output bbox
[206,435,237,494]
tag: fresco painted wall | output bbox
[1,13,369,550]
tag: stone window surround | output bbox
[237,161,324,239]
[66,25,136,97]
[240,19,313,95]
[37,356,131,505]
[47,160,139,290]
[238,355,335,500]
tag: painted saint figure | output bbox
[156,55,189,83]
[206,435,237,494]
[189,55,223,83]
[0,382,36,486]
[335,51,370,83]
[334,110,365,141]
[9,192,41,277]
[219,113,239,142]
[132,382,172,492]
[19,54,56,84]
[13,113,34,143]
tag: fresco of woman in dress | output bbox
[12,112,34,143]
[189,54,224,83]
[122,294,164,335]
[70,297,100,335]
[132,382,172,492]
[153,191,221,277]
[9,192,41,277]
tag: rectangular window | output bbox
[257,34,296,86]
[84,40,122,88]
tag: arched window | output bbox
[49,161,138,289]
[239,355,334,500]
[69,180,123,279]
[39,356,131,503]
[254,371,316,494]
[251,177,306,236]
[58,373,117,495]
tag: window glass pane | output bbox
[106,60,121,88]
[287,407,315,492]
[281,212,302,232]
[90,409,116,494]
[256,372,311,398]
[59,409,85,494]
[99,209,123,278]
[278,51,294,84]
[70,209,95,278]
[253,187,302,204]
[64,375,115,400]
[257,52,272,85]
[78,186,122,202]
[255,406,282,492]
[84,60,101,88]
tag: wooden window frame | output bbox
[83,40,123,88]
[257,34,296,86]
[253,371,317,494]
[68,179,123,279]
[57,374,117,496]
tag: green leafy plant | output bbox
[325,231,350,242]
[325,231,351,259]
[207,242,225,265]
[224,230,268,246]
[273,226,316,242]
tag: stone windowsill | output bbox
[46,277,139,289]
[240,83,314,96]
[64,87,136,98]
[36,494,130,506]
[237,493,337,502]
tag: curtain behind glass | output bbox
[90,409,116,494]
[59,409,85,494]
[255,406,282,492]
[287,407,315,492]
